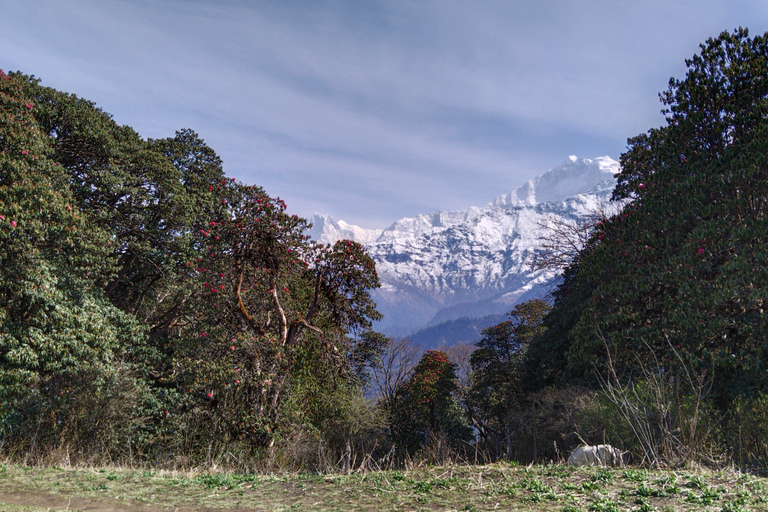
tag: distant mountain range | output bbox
[307,156,621,347]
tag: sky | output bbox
[3,1,768,228]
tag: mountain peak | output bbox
[305,213,383,245]
[488,155,620,208]
[306,156,622,339]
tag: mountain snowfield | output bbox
[307,156,621,342]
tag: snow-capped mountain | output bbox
[306,213,383,245]
[488,155,619,208]
[308,156,621,339]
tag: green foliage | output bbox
[467,299,550,458]
[391,351,471,454]
[0,69,384,465]
[525,29,768,422]
[0,70,151,454]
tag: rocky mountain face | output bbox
[307,156,621,344]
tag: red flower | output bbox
[697,247,705,255]
[24,102,33,110]
[10,221,16,227]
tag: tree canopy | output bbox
[468,299,550,452]
[524,28,768,408]
[0,70,384,459]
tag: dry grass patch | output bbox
[0,462,766,511]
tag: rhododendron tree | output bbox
[390,351,471,454]
[524,29,768,411]
[169,181,382,447]
[0,70,146,452]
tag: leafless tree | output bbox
[369,337,421,411]
[445,342,475,395]
[533,199,624,273]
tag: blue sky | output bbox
[4,1,768,228]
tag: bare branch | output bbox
[370,337,421,410]
[533,199,623,273]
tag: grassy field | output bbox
[0,461,766,511]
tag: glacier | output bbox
[307,156,621,342]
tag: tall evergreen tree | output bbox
[391,351,471,454]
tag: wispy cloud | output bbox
[4,0,768,226]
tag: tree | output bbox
[524,28,768,409]
[468,299,550,458]
[533,202,621,274]
[391,351,471,455]
[170,182,383,447]
[369,336,421,414]
[0,69,146,452]
[14,73,228,344]
[346,329,389,387]
[11,74,237,455]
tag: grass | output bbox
[0,462,766,511]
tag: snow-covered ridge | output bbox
[308,156,621,337]
[488,155,620,208]
[306,213,383,245]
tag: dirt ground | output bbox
[0,489,168,512]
